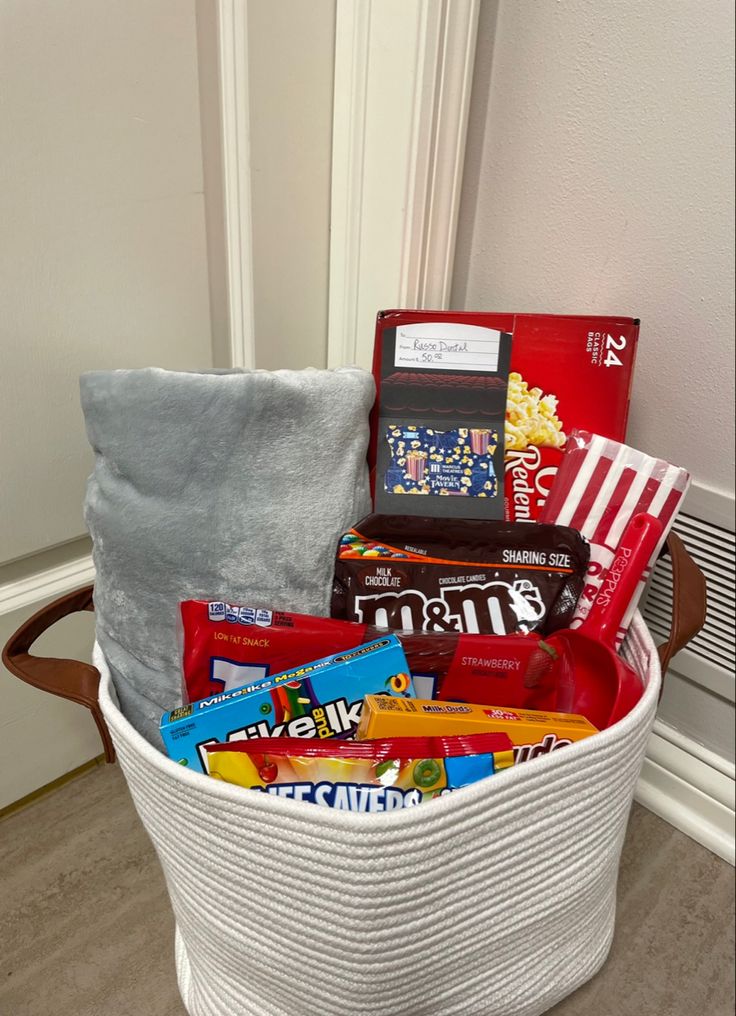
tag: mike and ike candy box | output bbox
[356,695,598,765]
[161,635,415,773]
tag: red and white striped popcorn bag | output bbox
[541,430,691,646]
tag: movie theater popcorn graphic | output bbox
[505,372,566,452]
[384,424,498,498]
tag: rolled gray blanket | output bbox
[80,366,374,746]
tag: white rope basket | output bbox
[96,614,660,1016]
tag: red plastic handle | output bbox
[581,513,664,648]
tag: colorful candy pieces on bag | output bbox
[204,732,515,810]
[161,635,415,773]
[540,430,690,646]
[180,600,575,711]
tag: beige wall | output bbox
[451,0,735,763]
[247,0,335,370]
[0,0,213,564]
[452,0,735,497]
[0,0,213,805]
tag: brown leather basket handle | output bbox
[656,530,708,680]
[1,585,115,763]
[0,532,708,763]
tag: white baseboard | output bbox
[0,553,95,617]
[636,719,735,865]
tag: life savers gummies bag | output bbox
[331,514,589,636]
[204,732,515,810]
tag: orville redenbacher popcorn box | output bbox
[369,311,639,522]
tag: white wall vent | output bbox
[642,485,735,704]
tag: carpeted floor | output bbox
[1,764,733,1016]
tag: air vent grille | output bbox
[643,512,735,675]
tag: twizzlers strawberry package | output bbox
[179,600,570,710]
[369,311,639,522]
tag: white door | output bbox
[0,0,479,809]
[0,0,213,808]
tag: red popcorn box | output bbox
[504,316,639,522]
[369,311,639,522]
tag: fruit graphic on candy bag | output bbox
[375,760,398,780]
[413,759,443,791]
[259,761,278,784]
[387,672,411,694]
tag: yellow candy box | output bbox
[356,696,598,764]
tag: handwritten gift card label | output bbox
[394,322,503,373]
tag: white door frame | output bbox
[196,0,256,370]
[327,0,481,368]
[197,0,479,373]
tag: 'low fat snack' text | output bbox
[180,598,573,710]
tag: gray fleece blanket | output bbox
[81,367,374,747]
